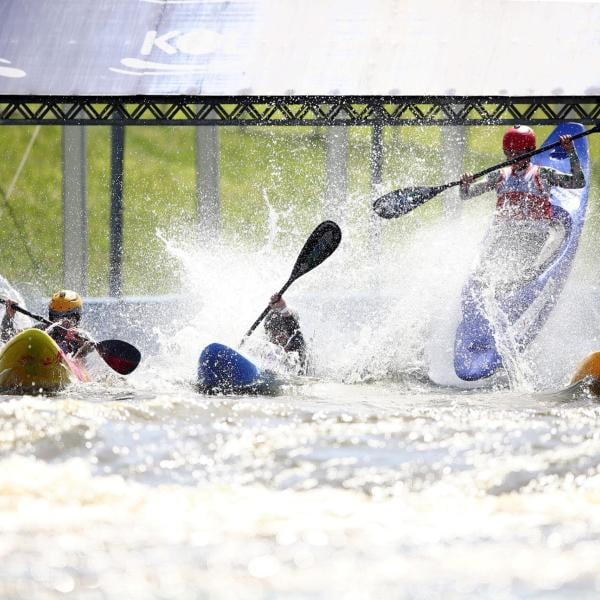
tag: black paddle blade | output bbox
[95,339,141,375]
[241,220,342,342]
[289,220,342,281]
[373,185,448,219]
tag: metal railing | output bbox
[1,95,599,126]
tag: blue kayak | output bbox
[454,123,591,381]
[197,342,283,394]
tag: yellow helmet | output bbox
[49,290,83,322]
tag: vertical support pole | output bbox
[195,126,221,242]
[62,126,88,294]
[109,119,125,297]
[370,122,384,242]
[366,122,384,292]
[371,122,384,189]
[325,126,349,220]
[441,125,467,217]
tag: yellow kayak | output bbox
[570,351,600,396]
[0,328,90,394]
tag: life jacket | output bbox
[34,322,91,357]
[495,164,554,220]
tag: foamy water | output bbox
[1,209,600,599]
[1,380,600,599]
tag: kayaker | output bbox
[460,126,585,212]
[1,290,94,359]
[459,125,585,285]
[264,293,308,373]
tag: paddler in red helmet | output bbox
[458,125,585,286]
[460,125,585,219]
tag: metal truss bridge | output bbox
[1,95,599,126]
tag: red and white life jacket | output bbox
[495,164,553,220]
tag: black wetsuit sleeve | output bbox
[459,172,502,200]
[541,150,585,189]
[45,324,93,357]
[0,313,16,343]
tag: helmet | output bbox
[49,289,83,322]
[502,125,536,154]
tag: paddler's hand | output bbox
[2,299,17,319]
[269,293,286,312]
[63,328,93,344]
[63,328,81,342]
[64,329,96,358]
[559,134,575,152]
[460,172,474,188]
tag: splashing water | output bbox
[2,195,600,599]
[0,274,33,331]
[153,207,489,386]
[148,197,600,394]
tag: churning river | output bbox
[1,212,600,599]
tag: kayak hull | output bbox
[0,328,89,394]
[570,351,600,396]
[454,123,591,382]
[197,343,282,395]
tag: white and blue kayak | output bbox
[197,343,283,395]
[454,123,591,381]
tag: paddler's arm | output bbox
[543,134,586,189]
[282,319,303,351]
[268,294,300,321]
[48,322,95,359]
[68,329,96,359]
[459,172,500,200]
[0,299,18,343]
[72,340,95,360]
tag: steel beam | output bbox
[1,96,598,126]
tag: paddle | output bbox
[0,298,141,375]
[373,123,600,219]
[241,220,342,344]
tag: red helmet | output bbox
[502,125,536,154]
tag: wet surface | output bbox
[1,375,599,599]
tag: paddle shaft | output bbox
[447,123,600,189]
[243,278,294,340]
[1,298,54,327]
[240,220,342,345]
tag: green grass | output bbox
[0,124,598,295]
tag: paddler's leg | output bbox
[529,219,565,273]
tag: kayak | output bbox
[536,353,600,400]
[197,342,283,395]
[569,352,600,396]
[454,122,591,381]
[0,328,90,394]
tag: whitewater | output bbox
[1,204,600,599]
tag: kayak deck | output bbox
[197,342,283,395]
[0,328,89,394]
